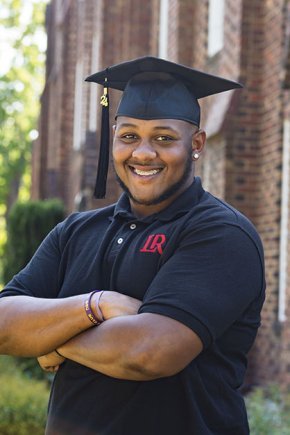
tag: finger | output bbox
[40,366,51,372]
[41,365,56,372]
[47,366,59,372]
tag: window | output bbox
[207,0,225,57]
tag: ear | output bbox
[192,129,206,157]
[112,124,116,136]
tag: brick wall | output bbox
[202,135,226,198]
[222,0,288,386]
[199,0,243,213]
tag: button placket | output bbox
[109,222,143,290]
[115,223,137,246]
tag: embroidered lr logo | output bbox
[140,234,166,254]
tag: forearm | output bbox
[58,314,158,380]
[0,295,93,357]
[58,312,202,381]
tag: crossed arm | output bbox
[0,291,203,381]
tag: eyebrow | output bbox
[152,126,179,132]
[117,123,138,128]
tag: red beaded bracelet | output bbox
[84,290,104,326]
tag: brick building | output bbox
[32,0,290,389]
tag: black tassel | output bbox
[94,78,110,198]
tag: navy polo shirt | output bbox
[1,177,265,435]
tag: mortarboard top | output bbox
[85,56,243,198]
[86,56,242,97]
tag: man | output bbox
[0,57,265,434]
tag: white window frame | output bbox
[73,59,83,150]
[208,0,225,57]
[159,0,169,59]
[278,119,290,322]
[89,33,99,132]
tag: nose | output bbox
[132,139,157,161]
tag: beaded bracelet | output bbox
[84,290,104,326]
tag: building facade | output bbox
[32,0,290,388]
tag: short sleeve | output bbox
[138,224,264,348]
[0,224,62,299]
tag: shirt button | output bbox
[117,238,123,244]
[130,223,137,230]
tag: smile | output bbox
[128,165,163,177]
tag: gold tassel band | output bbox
[100,78,108,107]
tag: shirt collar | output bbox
[113,177,204,223]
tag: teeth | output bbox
[134,168,160,176]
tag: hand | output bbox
[96,291,142,320]
[37,350,66,373]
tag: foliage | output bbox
[0,0,47,209]
[0,355,49,434]
[246,385,290,435]
[0,209,7,286]
[2,198,65,380]
[3,198,65,284]
[0,0,48,284]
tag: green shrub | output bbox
[2,198,65,381]
[3,198,65,284]
[246,385,290,435]
[0,356,49,434]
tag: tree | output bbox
[0,0,47,283]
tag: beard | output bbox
[115,148,193,206]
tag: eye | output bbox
[155,135,174,142]
[119,133,139,142]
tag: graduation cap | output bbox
[85,56,243,198]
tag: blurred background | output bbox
[0,0,290,433]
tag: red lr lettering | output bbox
[140,234,155,252]
[140,234,166,254]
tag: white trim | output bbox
[159,0,169,59]
[278,119,290,322]
[89,33,99,132]
[208,0,225,57]
[73,60,83,150]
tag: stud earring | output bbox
[192,152,199,160]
